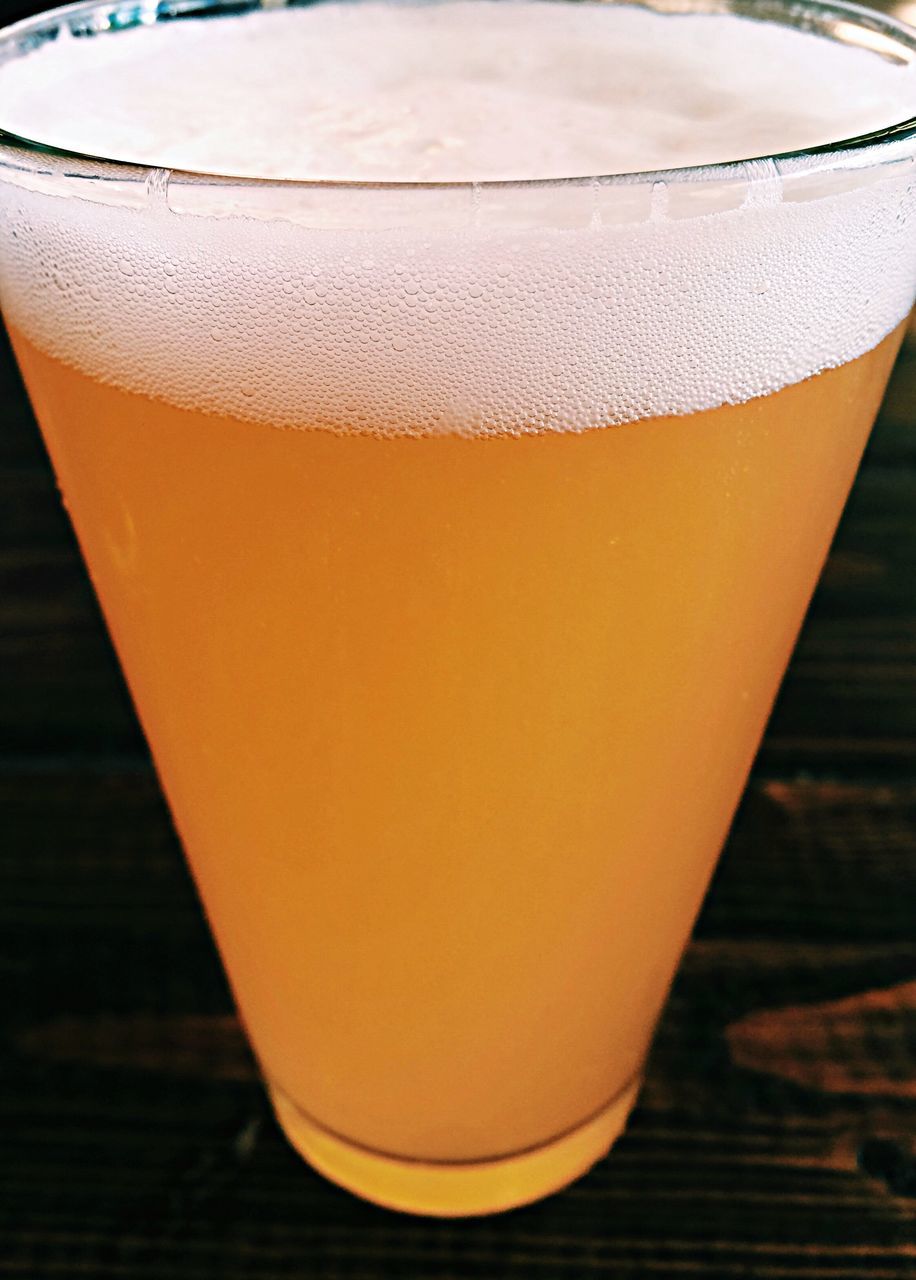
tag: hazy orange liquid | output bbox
[12,325,903,1201]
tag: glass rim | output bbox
[0,0,915,191]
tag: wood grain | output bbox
[726,979,916,1099]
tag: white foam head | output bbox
[2,0,915,180]
[0,0,914,433]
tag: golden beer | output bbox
[1,0,914,1217]
[9,321,906,1213]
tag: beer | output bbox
[1,0,915,1217]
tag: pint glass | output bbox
[1,0,914,1218]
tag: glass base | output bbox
[268,1075,642,1218]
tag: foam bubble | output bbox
[1,1,914,180]
[0,1,914,434]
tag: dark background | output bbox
[0,0,39,22]
[2,0,916,1273]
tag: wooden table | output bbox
[2,321,914,1277]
